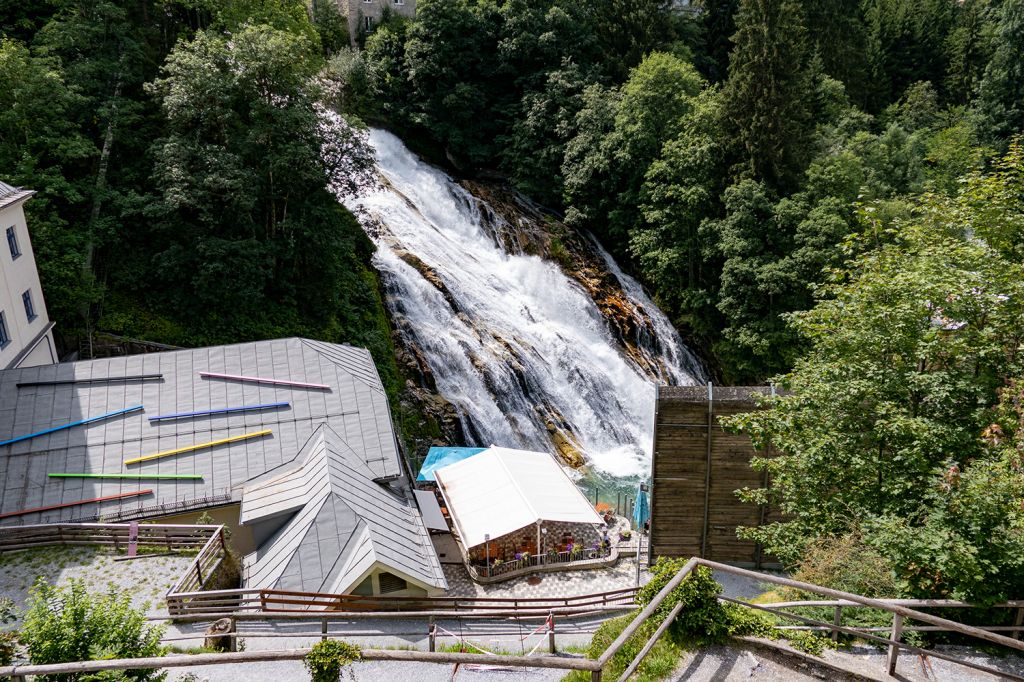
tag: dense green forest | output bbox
[4,0,1024,603]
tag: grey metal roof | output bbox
[0,181,34,211]
[0,338,445,591]
[241,424,447,593]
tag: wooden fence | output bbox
[4,559,1024,681]
[163,585,638,616]
[650,384,779,566]
[0,522,228,606]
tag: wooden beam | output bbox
[124,429,272,465]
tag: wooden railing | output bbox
[470,546,614,580]
[165,526,229,615]
[162,585,637,616]
[0,522,221,554]
[4,558,1024,681]
[0,522,229,618]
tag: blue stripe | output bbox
[147,401,290,422]
[0,405,145,448]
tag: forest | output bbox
[3,0,1024,603]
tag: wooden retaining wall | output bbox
[650,385,779,567]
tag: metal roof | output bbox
[0,338,445,591]
[242,424,447,593]
[0,180,35,211]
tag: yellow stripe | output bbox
[124,429,272,465]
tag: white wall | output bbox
[0,194,57,369]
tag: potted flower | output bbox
[618,529,632,542]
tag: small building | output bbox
[0,181,57,370]
[0,338,447,596]
[337,0,416,44]
[434,446,604,577]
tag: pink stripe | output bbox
[199,372,331,390]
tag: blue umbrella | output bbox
[632,484,650,529]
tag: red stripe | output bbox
[0,490,153,520]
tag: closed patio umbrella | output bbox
[632,483,650,530]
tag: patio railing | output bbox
[470,545,613,580]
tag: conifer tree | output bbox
[722,0,813,193]
[978,0,1024,141]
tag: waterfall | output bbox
[346,129,704,478]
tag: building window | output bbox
[6,226,20,260]
[394,0,404,4]
[23,290,37,322]
[0,311,10,349]
[364,15,373,29]
[378,572,407,594]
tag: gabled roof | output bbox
[435,446,603,548]
[242,424,446,593]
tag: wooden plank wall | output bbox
[650,385,778,567]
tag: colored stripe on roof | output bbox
[199,372,330,390]
[148,402,289,422]
[124,429,272,465]
[0,405,144,448]
[0,490,153,520]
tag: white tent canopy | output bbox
[434,446,603,548]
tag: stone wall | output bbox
[338,0,416,46]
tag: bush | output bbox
[21,579,165,682]
[303,640,360,682]
[0,597,16,666]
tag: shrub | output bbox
[21,579,165,682]
[303,640,360,682]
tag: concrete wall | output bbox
[0,193,56,370]
[338,0,416,45]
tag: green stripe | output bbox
[48,473,203,480]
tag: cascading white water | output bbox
[347,129,704,478]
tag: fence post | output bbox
[321,618,328,643]
[591,670,602,682]
[227,618,237,653]
[1014,607,1024,641]
[548,611,556,654]
[195,562,203,587]
[887,613,904,675]
[832,606,842,643]
[428,617,436,652]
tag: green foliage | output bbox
[303,640,361,682]
[0,597,16,666]
[724,144,1024,602]
[722,0,814,192]
[638,561,775,642]
[21,579,165,681]
[560,613,689,682]
[977,0,1024,141]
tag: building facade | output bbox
[0,181,57,370]
[338,0,416,44]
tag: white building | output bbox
[0,181,57,369]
